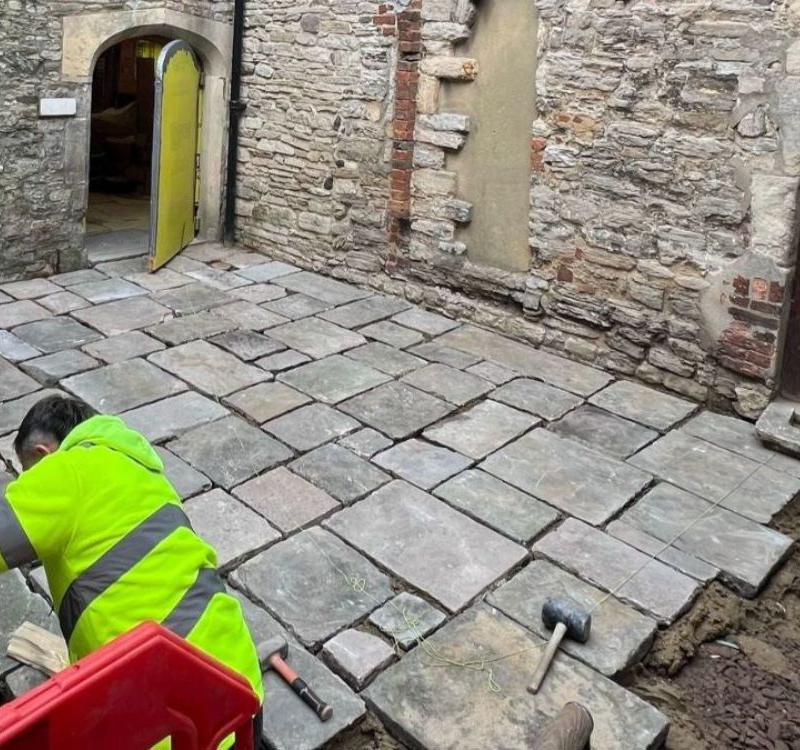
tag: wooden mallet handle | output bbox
[528,621,568,694]
[268,654,334,722]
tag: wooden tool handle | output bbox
[528,621,567,694]
[536,702,594,750]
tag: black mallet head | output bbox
[542,596,592,644]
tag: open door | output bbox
[149,40,201,271]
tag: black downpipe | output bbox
[224,0,247,243]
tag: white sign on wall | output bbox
[39,98,77,117]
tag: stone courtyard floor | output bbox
[0,234,799,749]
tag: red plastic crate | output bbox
[0,622,259,750]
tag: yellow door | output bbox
[149,40,201,271]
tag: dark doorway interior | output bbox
[87,36,170,235]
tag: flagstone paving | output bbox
[1,249,799,749]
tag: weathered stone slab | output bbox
[322,630,395,690]
[121,391,228,443]
[51,268,107,286]
[465,361,516,384]
[149,341,267,397]
[62,359,187,413]
[236,260,300,282]
[0,432,21,474]
[170,416,293,489]
[184,489,280,569]
[6,666,49,698]
[684,410,776,463]
[72,297,170,336]
[263,293,331,320]
[209,330,285,361]
[621,483,794,597]
[438,325,613,396]
[154,282,233,314]
[269,318,367,359]
[340,382,454,440]
[369,592,446,650]
[0,390,65,436]
[407,341,483,369]
[146,310,238,346]
[265,404,360,451]
[275,271,371,305]
[231,283,286,304]
[434,470,558,544]
[0,359,40,401]
[402,363,492,406]
[365,604,668,750]
[224,381,310,424]
[361,320,424,349]
[234,467,339,534]
[86,229,148,262]
[491,378,584,421]
[2,278,61,300]
[185,266,251,291]
[278,355,390,404]
[156,447,211,500]
[232,527,392,648]
[482,429,652,526]
[290,443,390,504]
[0,301,50,328]
[589,379,699,430]
[215,301,288,331]
[326,480,527,612]
[374,439,472,490]
[20,350,99,386]
[488,560,657,676]
[38,291,90,315]
[606,520,718,583]
[549,405,658,459]
[344,342,426,377]
[13,317,102,353]
[424,400,537,459]
[227,586,296,647]
[338,428,393,459]
[69,278,147,304]
[95,256,148,277]
[756,398,800,457]
[83,331,165,364]
[125,268,190,293]
[260,641,366,750]
[0,331,42,362]
[768,450,800,478]
[255,349,311,373]
[319,295,410,329]
[533,518,700,624]
[391,307,460,336]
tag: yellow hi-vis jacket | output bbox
[0,414,264,713]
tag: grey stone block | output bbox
[2,278,61,300]
[621,483,793,597]
[368,592,446,650]
[278,355,390,404]
[322,629,395,690]
[125,268,191,293]
[360,321,424,349]
[86,229,148,262]
[338,428,393,459]
[263,293,331,320]
[72,297,171,336]
[374,439,472,490]
[465,361,516,384]
[319,295,410,329]
[95,256,150,277]
[51,269,107,287]
[149,340,267,397]
[269,318,367,359]
[340,382,454,440]
[170,416,293,490]
[434,470,558,544]
[344,342,426,377]
[156,447,211,500]
[407,341,482,369]
[13,318,102,354]
[365,605,668,750]
[184,489,280,569]
[0,331,41,362]
[20,350,99,386]
[424,400,537,459]
[265,404,360,451]
[685,410,776,463]
[491,378,584,421]
[224,381,310,424]
[326,480,527,612]
[275,270,371,305]
[185,266,252,291]
[589,379,699,431]
[83,331,165,364]
[214,301,288,331]
[756,398,800,457]
[0,301,50,329]
[236,260,300,282]
[122,391,229,443]
[62,358,187,414]
[402,363,492,406]
[146,310,238,346]
[482,429,652,526]
[255,349,312,373]
[232,527,392,648]
[69,278,147,304]
[154,282,233,314]
[391,308,460,336]
[488,560,658,676]
[38,291,90,315]
[0,359,40,401]
[6,665,49,697]
[227,587,296,647]
[230,283,287,304]
[291,443,390,503]
[210,330,285,361]
[533,518,700,624]
[0,390,65,436]
[234,467,340,534]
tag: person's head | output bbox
[14,395,97,471]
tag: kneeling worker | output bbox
[0,395,264,748]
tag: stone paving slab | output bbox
[434,469,558,544]
[360,321,424,349]
[278,355,390,404]
[755,398,800,457]
[149,340,267,397]
[326,480,527,612]
[275,270,371,305]
[69,278,147,304]
[255,349,311,373]
[231,283,287,304]
[491,378,584,421]
[6,666,48,698]
[482,429,653,526]
[72,296,170,336]
[0,359,40,401]
[0,291,10,305]
[344,342,426,377]
[20,350,99,386]
[365,604,668,750]
[95,256,148,277]
[13,317,102,353]
[0,331,42,362]
[374,439,472,490]
[209,330,285,361]
[391,307,460,336]
[265,403,360,451]
[319,295,410,329]
[466,361,516,384]
[549,404,659,459]
[621,483,794,597]
[82,331,165,363]
[62,358,187,413]
[438,325,613,396]
[224,381,310,424]
[185,266,250,291]
[290,443,390,504]
[121,391,229,443]
[234,467,340,534]
[39,291,90,315]
[50,268,106,286]
[232,526,393,648]
[170,415,293,490]
[533,518,701,624]
[683,410,776,463]
[407,341,482,369]
[0,433,21,474]
[184,488,280,569]
[215,300,288,331]
[0,389,65,436]
[146,310,238,346]
[0,300,51,329]
[322,629,395,690]
[85,230,148,262]
[227,586,297,647]
[263,293,332,320]
[125,268,190,293]
[340,382,455,440]
[402,363,492,406]
[269,318,367,359]
[488,560,658,677]
[154,282,233,314]
[236,260,300,282]
[369,592,446,650]
[339,428,393,459]
[424,400,538,459]
[2,278,62,300]
[589,379,699,431]
[156,447,211,500]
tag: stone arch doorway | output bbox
[60,8,232,259]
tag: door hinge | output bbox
[199,71,206,89]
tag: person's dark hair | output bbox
[14,396,97,457]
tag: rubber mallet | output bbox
[259,637,334,722]
[528,597,592,694]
